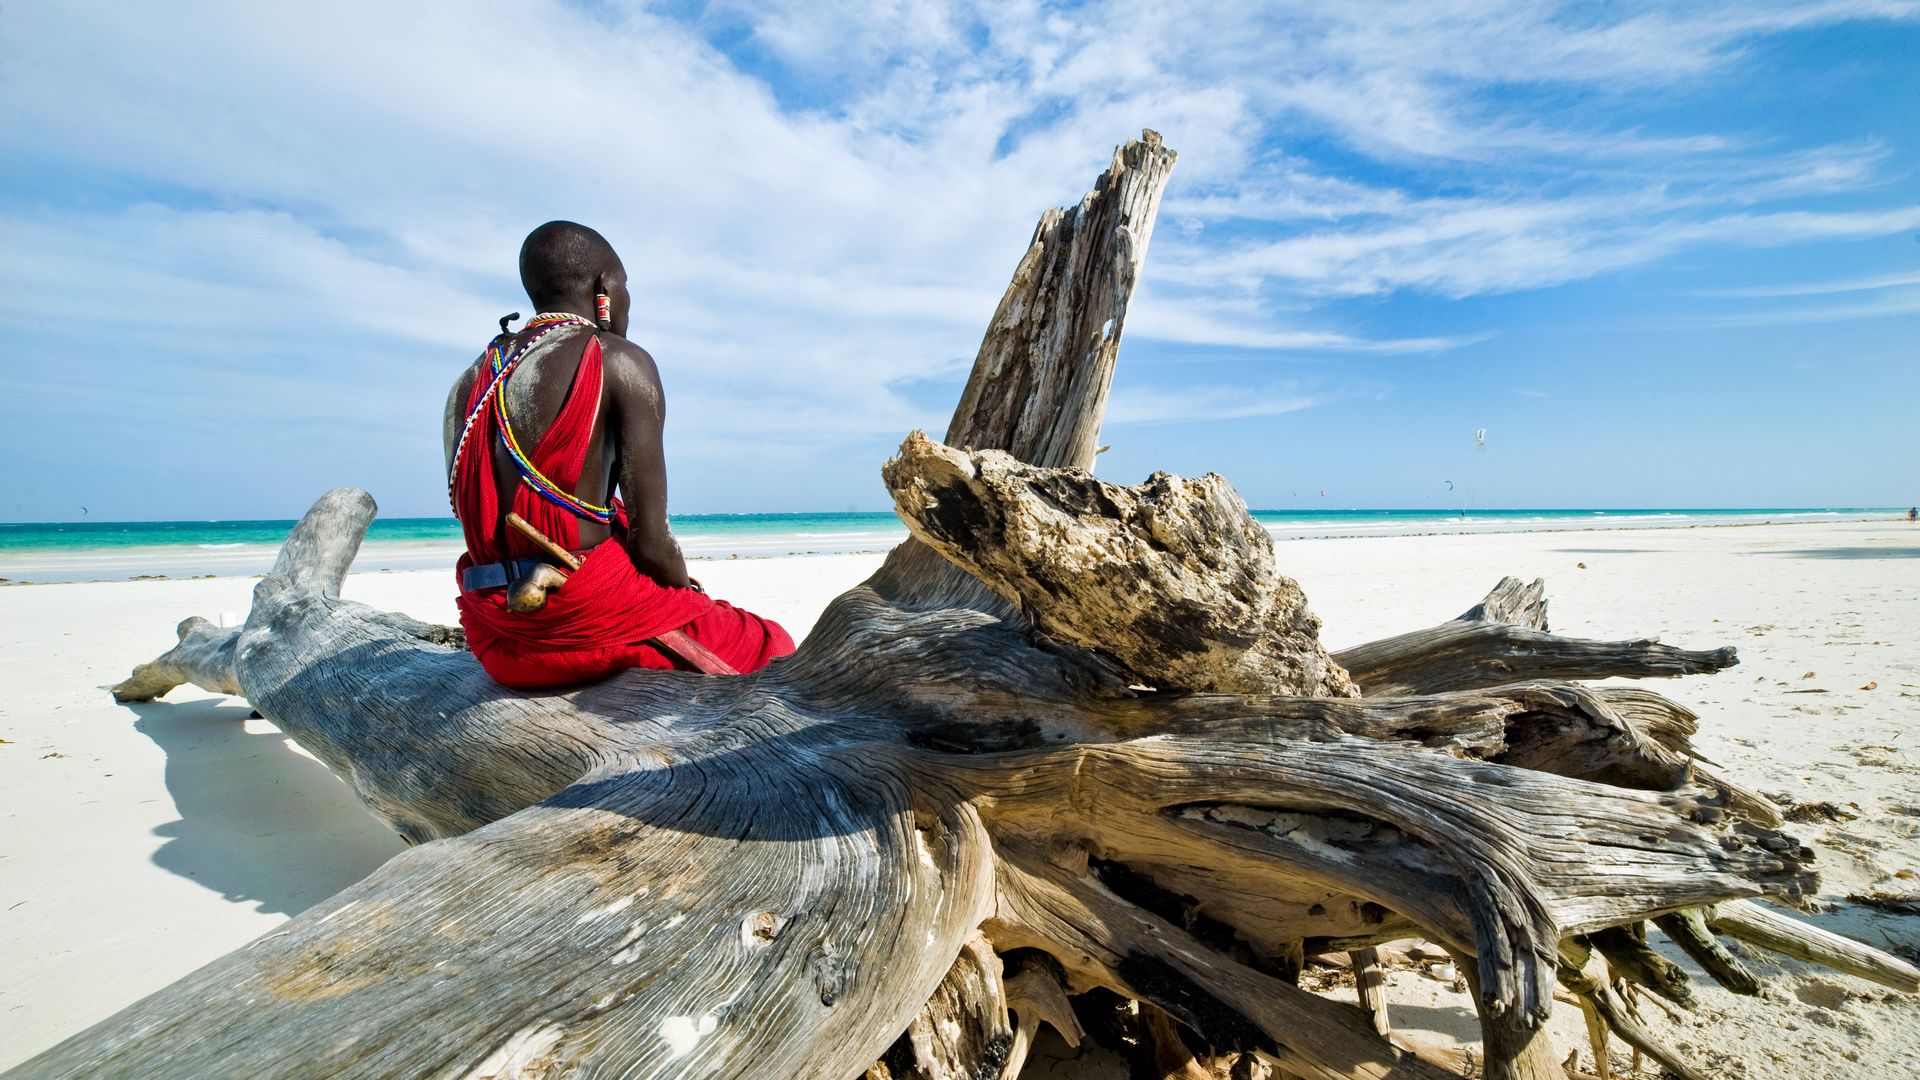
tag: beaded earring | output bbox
[594,293,612,330]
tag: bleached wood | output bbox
[1000,961,1081,1080]
[1588,926,1692,1007]
[1456,577,1549,630]
[1653,909,1761,995]
[1708,899,1920,991]
[1333,619,1738,697]
[945,129,1175,471]
[111,615,242,702]
[1458,952,1564,1080]
[1559,951,1705,1080]
[885,433,1355,697]
[865,935,1012,1080]
[28,131,1914,1080]
[1351,948,1391,1038]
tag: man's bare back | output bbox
[441,222,689,589]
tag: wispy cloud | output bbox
[1127,291,1470,354]
[1677,285,1920,326]
[1677,258,1920,327]
[1106,385,1324,426]
[1159,194,1920,300]
[1,0,1916,516]
[1699,269,1920,297]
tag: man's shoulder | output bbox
[445,353,484,405]
[598,334,663,389]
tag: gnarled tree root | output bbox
[61,479,1919,1080]
[28,130,1917,1080]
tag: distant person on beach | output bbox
[443,221,793,689]
[1909,506,1917,523]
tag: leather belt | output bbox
[460,554,591,594]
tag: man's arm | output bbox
[443,365,480,477]
[604,340,692,589]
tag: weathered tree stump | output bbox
[22,131,1915,1080]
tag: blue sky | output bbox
[2,1,1916,521]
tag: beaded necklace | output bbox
[448,312,616,525]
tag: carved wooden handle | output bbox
[504,513,583,572]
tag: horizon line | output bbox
[3,506,1910,528]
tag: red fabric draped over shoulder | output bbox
[449,329,792,689]
[454,333,620,559]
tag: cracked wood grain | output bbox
[32,131,1914,1080]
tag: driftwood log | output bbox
[22,131,1916,1080]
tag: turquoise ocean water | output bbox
[0,508,1897,583]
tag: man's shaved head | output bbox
[519,221,623,308]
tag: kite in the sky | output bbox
[1445,480,1454,492]
[1474,427,1487,448]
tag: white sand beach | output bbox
[3,520,1916,1076]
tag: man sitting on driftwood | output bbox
[442,221,793,688]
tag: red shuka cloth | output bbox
[452,333,793,689]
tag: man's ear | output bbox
[593,270,612,297]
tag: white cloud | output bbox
[1105,385,1323,426]
[1,207,496,354]
[1,0,1916,516]
[1159,196,1920,300]
[1676,288,1920,326]
[1677,270,1920,325]
[1127,290,1469,353]
[7,2,1912,334]
[1699,269,1920,298]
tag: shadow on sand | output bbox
[125,699,405,916]
[1385,1001,1483,1044]
[1759,547,1920,560]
